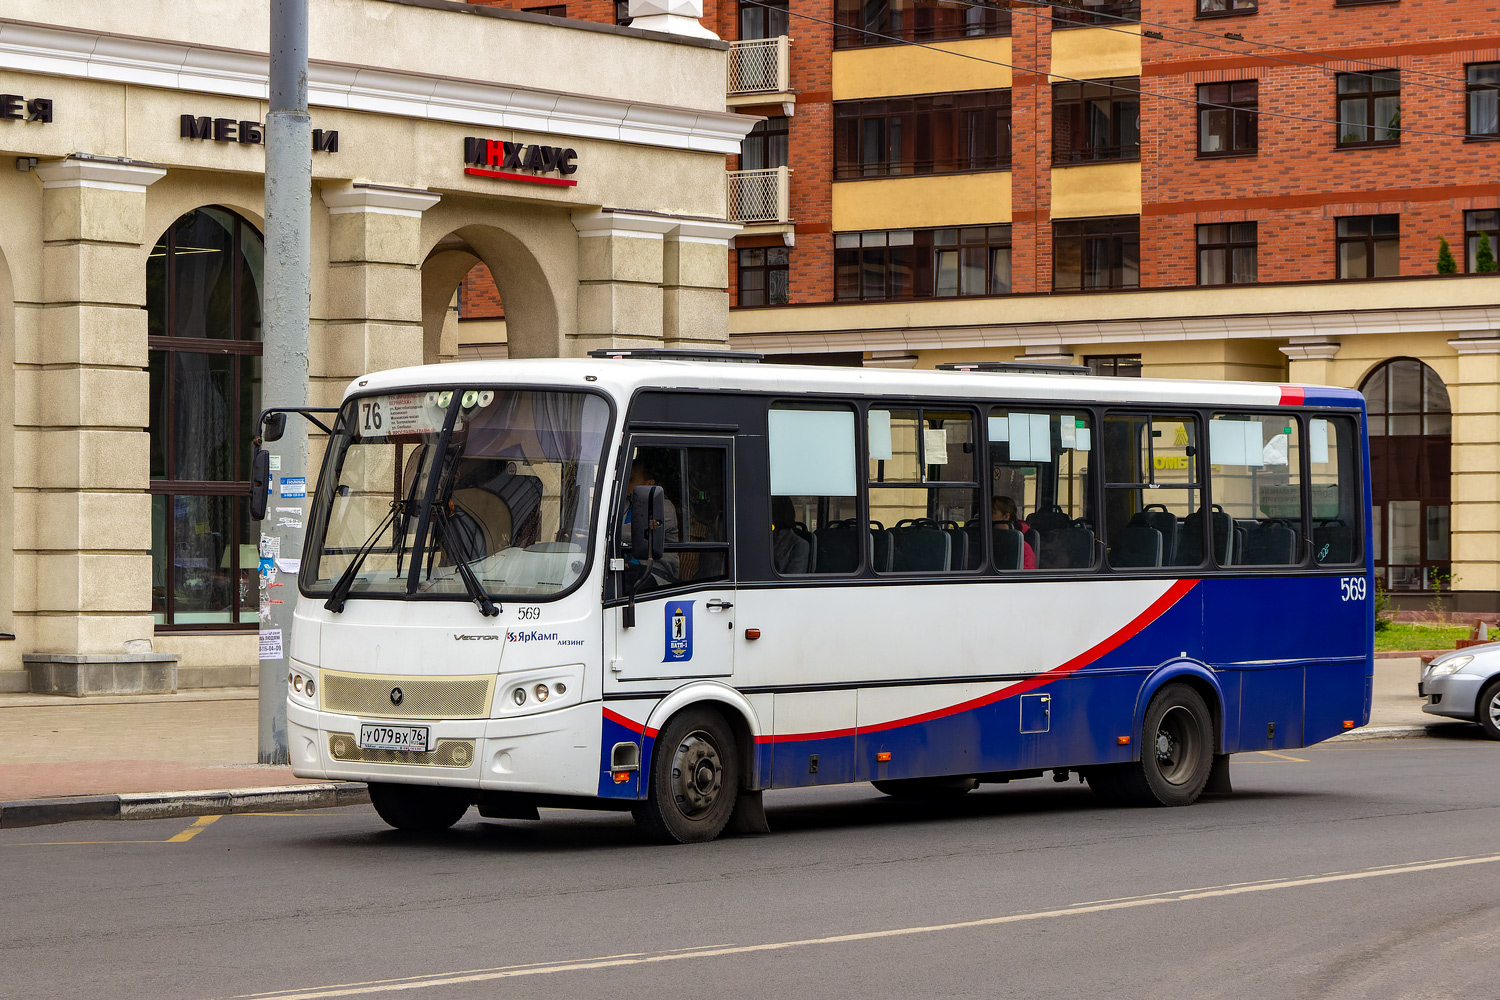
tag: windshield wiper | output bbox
[324,501,402,614]
[430,504,500,617]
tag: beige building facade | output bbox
[0,0,748,693]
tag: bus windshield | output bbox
[302,388,610,602]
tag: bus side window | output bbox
[1309,416,1362,566]
[1104,413,1201,569]
[988,410,1094,571]
[1209,414,1302,567]
[768,405,859,574]
[869,407,980,573]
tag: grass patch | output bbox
[1374,622,1471,652]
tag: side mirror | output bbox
[262,412,288,443]
[249,449,271,521]
[629,485,665,562]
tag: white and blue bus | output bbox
[271,351,1372,843]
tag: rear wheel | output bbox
[872,777,978,798]
[633,707,740,844]
[368,782,471,832]
[1087,684,1214,807]
[1478,680,1500,741]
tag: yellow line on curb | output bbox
[167,815,221,843]
[219,851,1500,1000]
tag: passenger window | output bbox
[621,443,730,591]
[869,408,980,572]
[1103,413,1202,569]
[768,405,859,574]
[1210,414,1302,566]
[986,409,1095,571]
[1309,416,1362,566]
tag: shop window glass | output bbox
[148,207,264,628]
[1337,215,1400,279]
[1361,361,1445,586]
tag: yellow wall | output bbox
[832,37,1012,100]
[833,172,1012,231]
[1049,25,1141,82]
[1050,162,1141,219]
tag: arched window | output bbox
[147,207,264,628]
[1361,358,1450,591]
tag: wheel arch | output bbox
[1135,660,1226,757]
[642,681,763,789]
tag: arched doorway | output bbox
[1361,358,1451,592]
[147,207,264,629]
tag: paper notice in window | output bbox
[1060,417,1077,449]
[924,428,948,465]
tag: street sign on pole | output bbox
[260,0,312,764]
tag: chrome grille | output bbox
[328,733,476,768]
[319,670,495,720]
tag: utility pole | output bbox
[259,0,312,764]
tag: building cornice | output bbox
[0,19,753,154]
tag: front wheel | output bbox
[633,707,740,844]
[1478,680,1500,741]
[1087,684,1214,807]
[368,782,471,832]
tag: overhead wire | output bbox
[740,0,1483,141]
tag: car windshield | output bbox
[302,388,610,601]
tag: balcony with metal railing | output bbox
[727,166,792,225]
[727,36,792,103]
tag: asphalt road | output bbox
[4,730,1498,1000]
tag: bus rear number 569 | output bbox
[1339,577,1367,601]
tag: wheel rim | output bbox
[1153,705,1203,786]
[669,730,723,819]
[1487,690,1500,731]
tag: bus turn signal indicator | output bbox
[1117,736,1131,745]
[745,628,761,640]
[876,751,892,762]
[613,771,632,784]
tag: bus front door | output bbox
[607,435,737,681]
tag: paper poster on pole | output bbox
[258,629,284,661]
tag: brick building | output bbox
[465,0,1500,608]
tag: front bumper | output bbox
[287,698,600,796]
[1419,671,1486,722]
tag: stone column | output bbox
[19,156,176,694]
[662,220,738,351]
[1446,333,1500,607]
[1279,338,1341,386]
[571,209,679,356]
[317,184,441,406]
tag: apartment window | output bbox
[1337,71,1400,147]
[935,227,1013,296]
[1337,215,1399,278]
[835,92,1012,179]
[742,116,789,170]
[835,226,1013,301]
[1051,0,1140,28]
[834,0,1010,47]
[1053,216,1140,291]
[738,247,790,306]
[1465,210,1499,272]
[1468,63,1500,138]
[523,4,567,15]
[1198,81,1258,155]
[740,0,787,39]
[1053,79,1141,164]
[1085,355,1142,377]
[615,0,631,25]
[1197,0,1256,15]
[1197,223,1258,285]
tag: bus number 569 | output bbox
[1339,577,1367,601]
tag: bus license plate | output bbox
[359,724,431,752]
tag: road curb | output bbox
[0,782,369,829]
[1325,725,1432,742]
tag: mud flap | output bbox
[725,788,771,835]
[1203,753,1233,795]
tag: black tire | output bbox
[368,782,471,832]
[1478,679,1500,741]
[872,777,978,798]
[1087,684,1214,807]
[633,707,740,844]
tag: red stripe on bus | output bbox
[757,578,1201,743]
[603,706,657,738]
[1279,385,1305,406]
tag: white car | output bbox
[1420,643,1500,740]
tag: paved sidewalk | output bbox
[0,657,1464,827]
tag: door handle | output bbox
[706,599,734,612]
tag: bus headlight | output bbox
[513,688,527,706]
[533,684,550,703]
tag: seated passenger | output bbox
[621,458,680,590]
[770,496,811,574]
[992,495,1036,569]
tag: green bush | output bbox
[1373,577,1391,632]
[1437,237,1457,274]
[1479,232,1498,274]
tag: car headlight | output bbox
[1427,655,1472,677]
